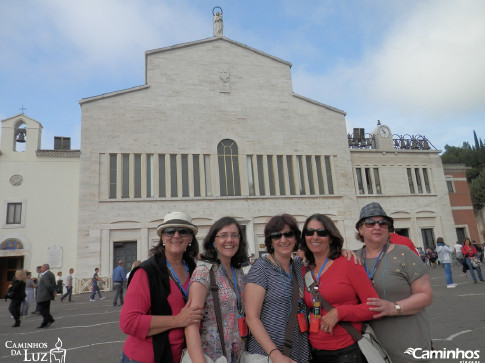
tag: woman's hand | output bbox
[175,298,204,328]
[320,308,339,335]
[367,297,396,319]
[341,249,362,265]
[271,350,297,363]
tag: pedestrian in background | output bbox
[436,237,456,288]
[31,265,42,315]
[21,271,37,316]
[112,261,126,306]
[89,268,105,301]
[61,268,74,302]
[454,241,464,266]
[56,271,63,294]
[8,269,26,327]
[37,264,56,328]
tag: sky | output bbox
[1,0,484,151]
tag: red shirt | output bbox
[462,245,477,258]
[304,255,378,350]
[389,233,419,256]
[120,268,188,363]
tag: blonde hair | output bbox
[131,260,141,270]
[15,269,27,281]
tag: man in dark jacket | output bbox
[36,264,56,328]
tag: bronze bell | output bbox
[15,129,26,143]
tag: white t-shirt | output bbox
[454,244,463,258]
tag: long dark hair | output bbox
[150,234,199,273]
[201,217,249,269]
[300,214,343,266]
[263,214,301,254]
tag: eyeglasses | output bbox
[215,233,240,240]
[304,228,330,237]
[162,227,192,237]
[362,218,390,229]
[270,230,296,240]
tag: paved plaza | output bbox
[0,263,484,363]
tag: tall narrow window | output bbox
[158,154,166,197]
[356,168,364,194]
[257,155,265,195]
[306,156,315,195]
[217,139,241,196]
[267,155,276,196]
[296,156,305,195]
[134,154,141,198]
[6,203,22,224]
[422,168,431,193]
[170,154,178,197]
[146,154,152,197]
[181,155,189,197]
[446,180,454,193]
[277,155,286,195]
[247,156,255,196]
[415,168,423,193]
[315,156,324,195]
[407,168,415,194]
[204,155,212,196]
[193,155,200,197]
[324,156,334,194]
[122,154,130,198]
[287,156,296,195]
[109,154,117,199]
[365,168,373,194]
[374,168,382,194]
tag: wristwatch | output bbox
[394,303,402,316]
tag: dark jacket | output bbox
[9,278,26,301]
[37,270,56,302]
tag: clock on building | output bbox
[379,126,391,138]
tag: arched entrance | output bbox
[0,239,25,296]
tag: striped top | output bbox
[246,257,309,363]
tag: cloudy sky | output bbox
[1,0,484,151]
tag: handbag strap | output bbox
[317,292,363,342]
[209,266,227,358]
[282,266,300,357]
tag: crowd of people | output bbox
[5,204,483,362]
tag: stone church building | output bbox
[1,15,469,290]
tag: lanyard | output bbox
[363,243,389,281]
[166,259,189,301]
[271,255,294,320]
[312,257,329,285]
[220,264,242,315]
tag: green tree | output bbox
[441,131,485,208]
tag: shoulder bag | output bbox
[304,269,392,363]
[471,256,482,268]
[181,263,228,363]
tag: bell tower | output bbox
[0,114,43,156]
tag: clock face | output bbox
[379,127,390,138]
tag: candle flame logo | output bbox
[50,337,66,363]
[55,338,62,350]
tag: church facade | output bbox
[1,25,464,285]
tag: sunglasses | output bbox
[362,218,390,229]
[304,228,330,237]
[270,230,296,240]
[163,227,192,237]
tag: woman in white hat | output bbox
[185,216,249,363]
[120,212,204,363]
[356,203,432,363]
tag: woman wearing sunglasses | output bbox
[355,203,432,363]
[245,214,309,363]
[300,213,378,363]
[184,216,249,363]
[120,212,204,363]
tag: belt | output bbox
[113,281,123,283]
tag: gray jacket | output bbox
[37,270,56,302]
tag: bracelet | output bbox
[268,348,278,357]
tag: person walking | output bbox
[36,264,56,328]
[61,268,74,302]
[31,265,42,315]
[112,261,126,306]
[8,270,26,327]
[21,271,37,316]
[436,237,456,288]
[89,268,105,301]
